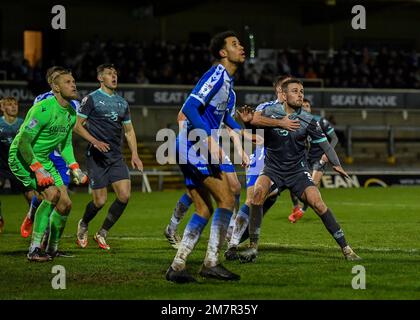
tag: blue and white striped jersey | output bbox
[183,63,236,134]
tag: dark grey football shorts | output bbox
[87,157,130,189]
[260,166,315,199]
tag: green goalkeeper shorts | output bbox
[8,152,64,190]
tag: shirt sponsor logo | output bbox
[49,125,68,134]
[105,111,119,122]
[216,102,228,112]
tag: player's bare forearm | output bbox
[226,127,244,156]
[250,112,278,127]
[74,117,110,152]
[17,131,37,165]
[125,131,138,157]
[124,124,143,171]
[124,123,140,157]
[74,118,97,145]
[250,112,300,131]
[224,127,250,167]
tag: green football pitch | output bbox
[1,187,419,300]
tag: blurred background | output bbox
[1,0,420,191]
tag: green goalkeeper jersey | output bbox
[9,96,77,166]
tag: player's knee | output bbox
[58,200,72,214]
[117,191,130,204]
[47,187,61,204]
[312,199,327,214]
[251,186,265,206]
[230,181,241,196]
[93,197,107,208]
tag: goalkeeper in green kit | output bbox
[8,69,88,262]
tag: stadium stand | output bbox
[1,42,420,89]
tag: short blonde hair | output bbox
[50,69,72,85]
[46,66,67,85]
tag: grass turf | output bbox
[1,186,420,299]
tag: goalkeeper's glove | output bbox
[30,162,54,187]
[69,163,88,185]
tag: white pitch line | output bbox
[60,235,420,253]
[2,234,416,254]
[262,242,419,253]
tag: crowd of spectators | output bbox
[1,39,420,89]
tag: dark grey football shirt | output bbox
[261,103,327,173]
[307,115,335,160]
[78,89,131,164]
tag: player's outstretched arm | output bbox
[124,122,143,172]
[250,111,300,131]
[318,140,350,180]
[224,114,250,167]
[73,116,110,153]
[226,127,250,168]
[320,130,339,164]
[236,105,254,124]
[328,130,339,149]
